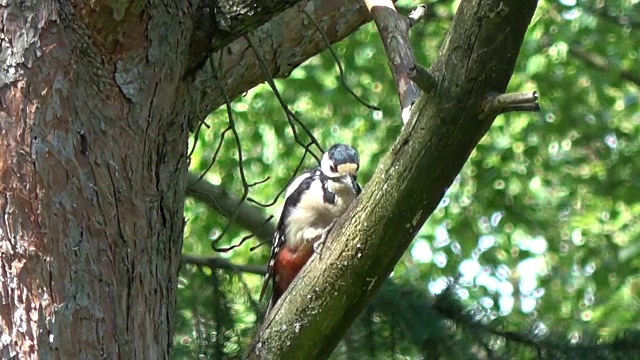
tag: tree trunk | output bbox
[0,3,190,358]
[0,0,372,357]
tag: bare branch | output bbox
[214,234,257,253]
[182,253,266,275]
[186,172,275,241]
[569,45,640,87]
[482,91,540,118]
[187,118,210,159]
[364,0,423,124]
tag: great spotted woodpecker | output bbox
[259,144,362,311]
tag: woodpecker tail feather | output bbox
[258,274,271,303]
[265,289,280,316]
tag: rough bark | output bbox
[0,1,191,358]
[248,0,539,358]
[0,0,371,358]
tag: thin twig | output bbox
[250,240,270,252]
[247,176,270,187]
[194,126,231,184]
[247,141,314,208]
[244,34,324,161]
[182,253,266,275]
[299,5,381,111]
[207,56,258,251]
[214,233,255,252]
[195,53,269,252]
[187,119,210,159]
[186,172,275,241]
[250,215,275,252]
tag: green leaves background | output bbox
[176,1,640,358]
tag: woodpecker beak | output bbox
[335,163,359,195]
[348,174,359,194]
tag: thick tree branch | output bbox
[364,0,423,123]
[184,0,374,128]
[186,172,275,241]
[569,45,640,87]
[247,0,538,358]
[182,253,266,275]
[188,0,299,73]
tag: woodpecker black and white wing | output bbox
[258,228,283,302]
[259,170,316,302]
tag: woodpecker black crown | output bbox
[327,144,360,167]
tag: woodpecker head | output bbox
[320,144,360,194]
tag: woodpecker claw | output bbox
[313,240,324,256]
[314,219,339,259]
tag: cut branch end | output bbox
[408,4,429,27]
[483,91,540,117]
[409,64,438,93]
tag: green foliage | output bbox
[176,0,640,358]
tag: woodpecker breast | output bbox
[284,170,357,251]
